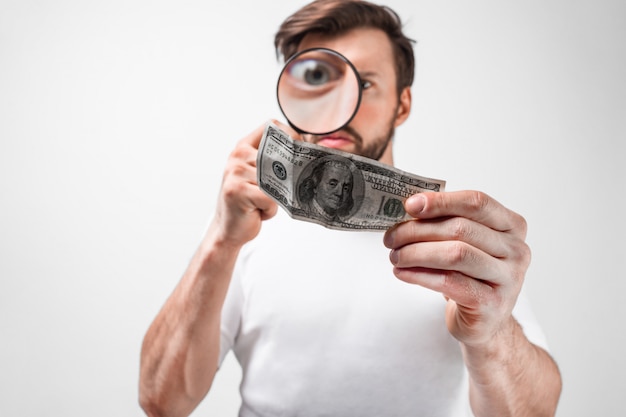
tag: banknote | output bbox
[257,122,446,231]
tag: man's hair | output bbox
[274,0,415,96]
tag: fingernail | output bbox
[383,229,395,247]
[389,249,399,265]
[406,194,426,214]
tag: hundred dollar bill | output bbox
[257,122,446,231]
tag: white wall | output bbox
[1,1,624,416]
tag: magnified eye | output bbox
[277,47,363,134]
[287,59,343,89]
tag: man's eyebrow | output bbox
[357,70,381,79]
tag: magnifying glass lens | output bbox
[277,48,362,135]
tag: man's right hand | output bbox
[139,120,299,417]
[209,120,298,248]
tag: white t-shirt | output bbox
[219,209,548,417]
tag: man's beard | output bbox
[343,123,395,161]
[305,118,396,161]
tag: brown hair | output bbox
[274,0,415,95]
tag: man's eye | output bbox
[288,59,341,87]
[328,180,338,187]
[360,80,372,90]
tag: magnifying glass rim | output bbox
[276,47,363,136]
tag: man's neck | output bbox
[378,143,394,166]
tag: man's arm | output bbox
[384,190,562,417]
[461,317,561,416]
[139,233,242,417]
[139,124,279,417]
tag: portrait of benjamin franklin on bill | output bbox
[297,155,364,222]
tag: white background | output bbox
[1,0,624,416]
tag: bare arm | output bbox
[139,123,282,417]
[384,191,562,416]
[462,317,561,417]
[139,232,242,417]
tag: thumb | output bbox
[270,119,304,142]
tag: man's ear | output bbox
[393,87,412,128]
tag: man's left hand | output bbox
[383,190,531,348]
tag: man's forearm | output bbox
[139,232,242,417]
[462,317,562,417]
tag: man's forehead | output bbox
[297,27,394,72]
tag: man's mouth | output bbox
[315,133,355,149]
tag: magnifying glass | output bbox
[277,48,362,135]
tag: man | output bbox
[298,157,356,222]
[139,1,562,416]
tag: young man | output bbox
[139,1,562,416]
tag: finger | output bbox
[224,146,261,182]
[389,240,508,284]
[248,186,278,220]
[229,140,278,218]
[405,191,527,236]
[392,267,495,309]
[228,146,259,169]
[384,217,515,258]
[223,173,277,217]
[270,119,303,141]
